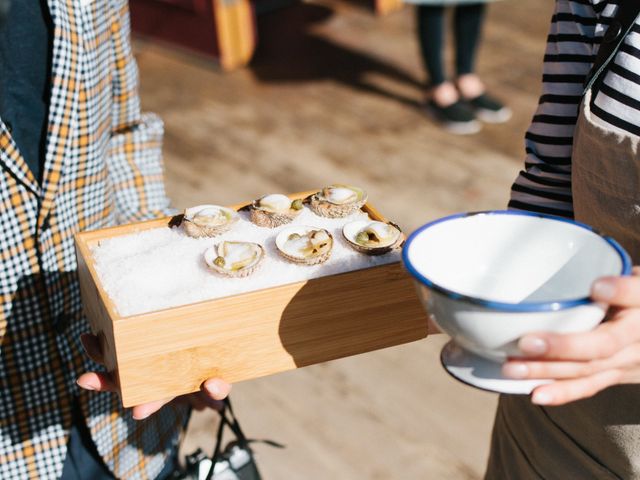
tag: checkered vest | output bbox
[0,1,188,478]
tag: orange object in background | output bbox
[130,0,257,70]
[129,0,403,71]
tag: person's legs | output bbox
[454,2,487,99]
[454,3,486,83]
[453,2,512,122]
[416,4,481,134]
[416,4,447,87]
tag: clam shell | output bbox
[275,225,333,265]
[309,185,368,218]
[342,220,403,255]
[204,241,265,278]
[249,201,302,228]
[183,205,239,238]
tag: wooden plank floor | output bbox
[135,1,554,477]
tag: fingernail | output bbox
[592,279,616,301]
[532,391,553,405]
[519,336,548,355]
[204,380,223,398]
[76,380,95,391]
[132,410,151,421]
[502,363,529,379]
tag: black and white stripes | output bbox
[509,1,639,218]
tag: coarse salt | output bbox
[91,208,401,317]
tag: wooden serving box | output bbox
[75,192,428,407]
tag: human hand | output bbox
[501,268,640,406]
[76,333,232,419]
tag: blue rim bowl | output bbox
[402,210,632,312]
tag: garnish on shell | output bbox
[249,194,304,228]
[204,241,265,277]
[342,220,403,255]
[183,205,238,238]
[309,184,367,218]
[275,226,333,265]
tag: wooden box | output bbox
[75,193,428,407]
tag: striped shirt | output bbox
[509,0,640,218]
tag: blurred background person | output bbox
[409,0,512,134]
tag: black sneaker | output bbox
[424,99,481,135]
[467,93,512,123]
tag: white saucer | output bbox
[440,340,552,395]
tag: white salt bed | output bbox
[91,208,402,317]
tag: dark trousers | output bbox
[416,3,487,86]
[60,399,178,480]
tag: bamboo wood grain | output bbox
[75,191,429,406]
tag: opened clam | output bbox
[204,241,265,277]
[343,220,403,255]
[183,205,238,238]
[249,194,304,228]
[309,184,367,218]
[275,226,333,265]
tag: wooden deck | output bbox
[134,0,553,477]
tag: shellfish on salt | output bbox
[309,184,367,218]
[275,226,333,265]
[249,194,304,228]
[204,241,265,277]
[342,220,403,255]
[182,205,239,238]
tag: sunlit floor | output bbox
[135,0,553,477]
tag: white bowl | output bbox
[402,211,632,361]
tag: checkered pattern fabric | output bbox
[0,0,188,478]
